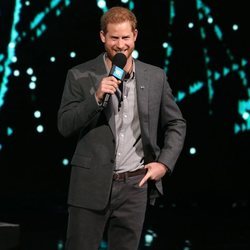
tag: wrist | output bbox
[95,93,103,105]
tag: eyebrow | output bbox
[111,35,130,39]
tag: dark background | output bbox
[0,0,249,249]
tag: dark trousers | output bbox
[65,174,148,250]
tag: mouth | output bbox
[115,51,127,57]
[115,49,127,53]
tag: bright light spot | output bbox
[31,76,37,82]
[50,56,56,62]
[70,51,76,58]
[121,0,129,3]
[207,17,213,24]
[13,70,20,76]
[12,56,18,62]
[132,50,139,59]
[232,24,238,31]
[97,0,106,9]
[34,110,41,118]
[9,42,16,48]
[26,67,33,75]
[7,127,13,136]
[144,229,157,247]
[242,112,249,120]
[29,81,36,90]
[190,147,196,155]
[36,125,44,133]
[62,158,69,166]
[162,42,169,48]
[188,22,194,29]
[25,1,30,6]
[145,234,153,246]
[57,240,64,250]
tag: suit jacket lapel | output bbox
[135,61,150,139]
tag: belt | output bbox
[113,168,147,181]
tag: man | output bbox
[58,6,186,250]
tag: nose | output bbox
[116,38,125,50]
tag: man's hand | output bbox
[139,162,168,187]
[95,76,121,102]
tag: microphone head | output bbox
[112,53,127,69]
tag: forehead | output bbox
[106,21,133,35]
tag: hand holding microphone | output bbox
[95,53,127,108]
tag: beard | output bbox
[105,46,134,61]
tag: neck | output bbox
[125,59,133,75]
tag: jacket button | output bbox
[110,159,114,163]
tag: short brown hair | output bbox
[100,6,137,34]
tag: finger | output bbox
[102,84,117,94]
[138,173,150,187]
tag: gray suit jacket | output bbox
[58,53,186,210]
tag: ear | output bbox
[133,29,138,41]
[100,30,105,43]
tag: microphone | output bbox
[102,53,127,108]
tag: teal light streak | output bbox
[0,0,72,110]
[97,0,135,13]
[214,25,223,40]
[223,67,230,76]
[163,0,175,74]
[196,0,250,133]
[175,91,186,102]
[0,0,22,109]
[65,0,70,6]
[162,0,249,134]
[189,81,204,94]
[30,12,46,30]
[214,71,221,81]
[169,0,175,25]
[51,0,61,9]
[232,63,239,71]
[29,0,71,40]
[36,24,47,38]
[128,1,134,10]
[241,59,247,67]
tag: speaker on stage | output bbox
[0,222,20,250]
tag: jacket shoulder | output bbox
[135,59,165,74]
[70,53,104,72]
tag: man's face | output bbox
[100,21,138,62]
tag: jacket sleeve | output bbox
[57,69,102,138]
[157,71,186,172]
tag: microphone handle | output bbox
[102,93,111,108]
